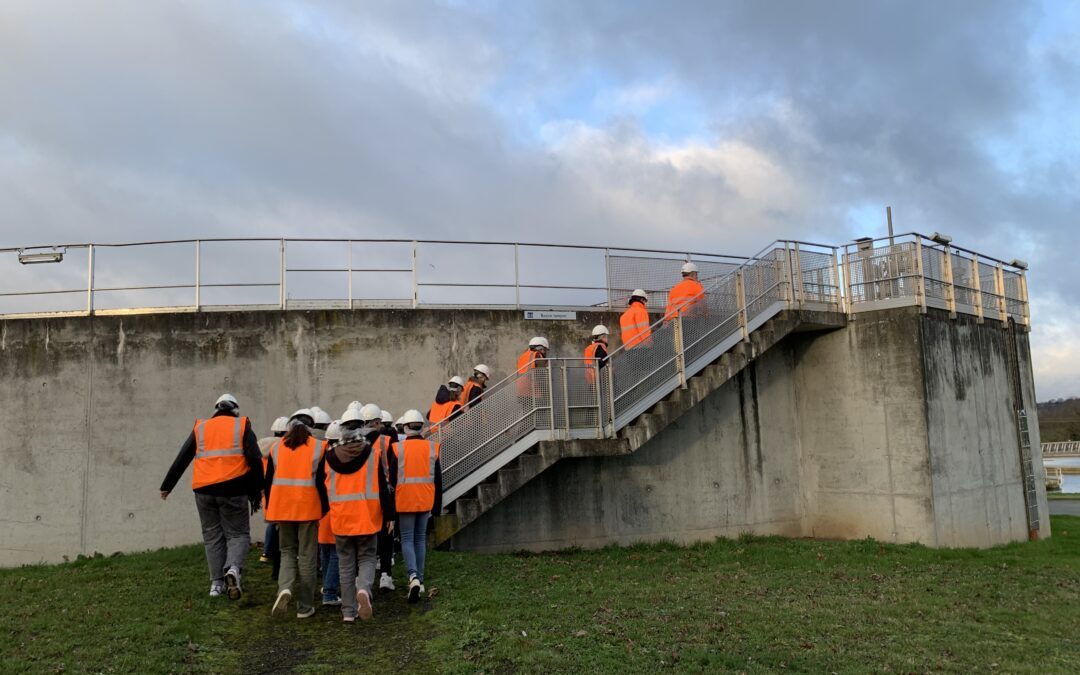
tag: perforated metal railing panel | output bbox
[606,254,741,312]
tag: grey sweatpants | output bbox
[278,521,319,613]
[335,534,378,619]
[194,493,251,583]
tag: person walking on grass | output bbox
[317,421,343,607]
[160,393,263,600]
[330,404,396,622]
[259,416,289,567]
[390,409,443,603]
[264,409,328,619]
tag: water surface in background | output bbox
[1045,458,1080,493]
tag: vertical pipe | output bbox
[545,358,554,432]
[86,244,95,315]
[194,240,201,311]
[561,361,570,433]
[830,247,843,312]
[886,206,894,246]
[279,238,287,310]
[792,243,804,308]
[411,240,418,309]
[736,270,748,341]
[779,242,793,303]
[594,358,604,439]
[606,363,617,436]
[843,246,854,318]
[995,262,1007,325]
[514,243,521,309]
[347,240,353,310]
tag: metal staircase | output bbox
[431,240,846,547]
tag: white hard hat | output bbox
[529,336,550,350]
[402,409,426,425]
[380,410,393,424]
[312,408,333,426]
[473,364,491,378]
[395,416,405,426]
[214,393,238,409]
[448,375,465,388]
[359,403,383,422]
[270,416,289,433]
[325,421,342,441]
[591,324,609,337]
[349,401,362,410]
[340,407,364,424]
[289,408,314,425]
[630,289,649,301]
[681,261,699,274]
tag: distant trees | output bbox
[1038,397,1080,442]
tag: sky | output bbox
[0,0,1078,398]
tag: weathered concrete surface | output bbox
[450,344,808,552]
[0,306,1047,565]
[451,308,1046,552]
[0,308,617,566]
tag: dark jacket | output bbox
[160,410,264,500]
[263,433,330,517]
[386,437,443,516]
[429,385,462,424]
[325,432,396,522]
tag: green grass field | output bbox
[3,517,1080,673]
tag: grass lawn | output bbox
[2,517,1079,673]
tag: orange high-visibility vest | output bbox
[265,437,325,522]
[428,400,460,432]
[664,278,705,320]
[619,302,653,349]
[373,435,393,483]
[326,447,383,537]
[395,437,440,513]
[461,380,483,406]
[584,342,606,385]
[318,512,335,545]
[191,416,249,489]
[516,349,541,395]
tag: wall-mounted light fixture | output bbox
[17,249,64,264]
[1010,259,1029,270]
[930,232,953,245]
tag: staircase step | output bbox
[454,497,481,524]
[518,453,548,478]
[477,483,502,511]
[497,467,526,493]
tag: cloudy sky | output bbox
[1,1,1077,397]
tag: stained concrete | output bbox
[0,306,1048,565]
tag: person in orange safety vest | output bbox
[619,290,653,349]
[461,364,491,410]
[428,377,464,433]
[584,324,609,386]
[388,409,443,604]
[265,409,329,620]
[516,336,549,395]
[159,393,264,601]
[317,421,343,607]
[664,261,706,322]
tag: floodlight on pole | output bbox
[17,249,64,264]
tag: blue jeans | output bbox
[319,543,340,599]
[263,523,278,557]
[399,512,430,582]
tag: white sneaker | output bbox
[379,573,395,591]
[271,589,292,618]
[407,576,421,604]
[356,589,373,620]
[297,606,316,619]
[419,583,426,596]
[209,583,226,598]
[224,566,242,600]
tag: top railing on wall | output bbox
[0,238,746,318]
[0,233,1029,327]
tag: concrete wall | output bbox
[0,306,1047,566]
[0,308,616,566]
[451,345,805,552]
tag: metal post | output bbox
[411,241,418,309]
[594,360,604,439]
[970,256,984,323]
[545,360,555,432]
[279,239,287,310]
[736,270,748,341]
[995,262,1007,325]
[604,247,612,310]
[514,243,521,309]
[913,237,927,313]
[674,315,688,389]
[605,364,617,436]
[194,240,201,311]
[792,243,804,308]
[779,242,793,303]
[843,246,854,319]
[941,244,956,318]
[1018,269,1030,329]
[347,240,353,309]
[86,244,95,315]
[830,247,843,312]
[560,361,570,433]
[886,206,894,246]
